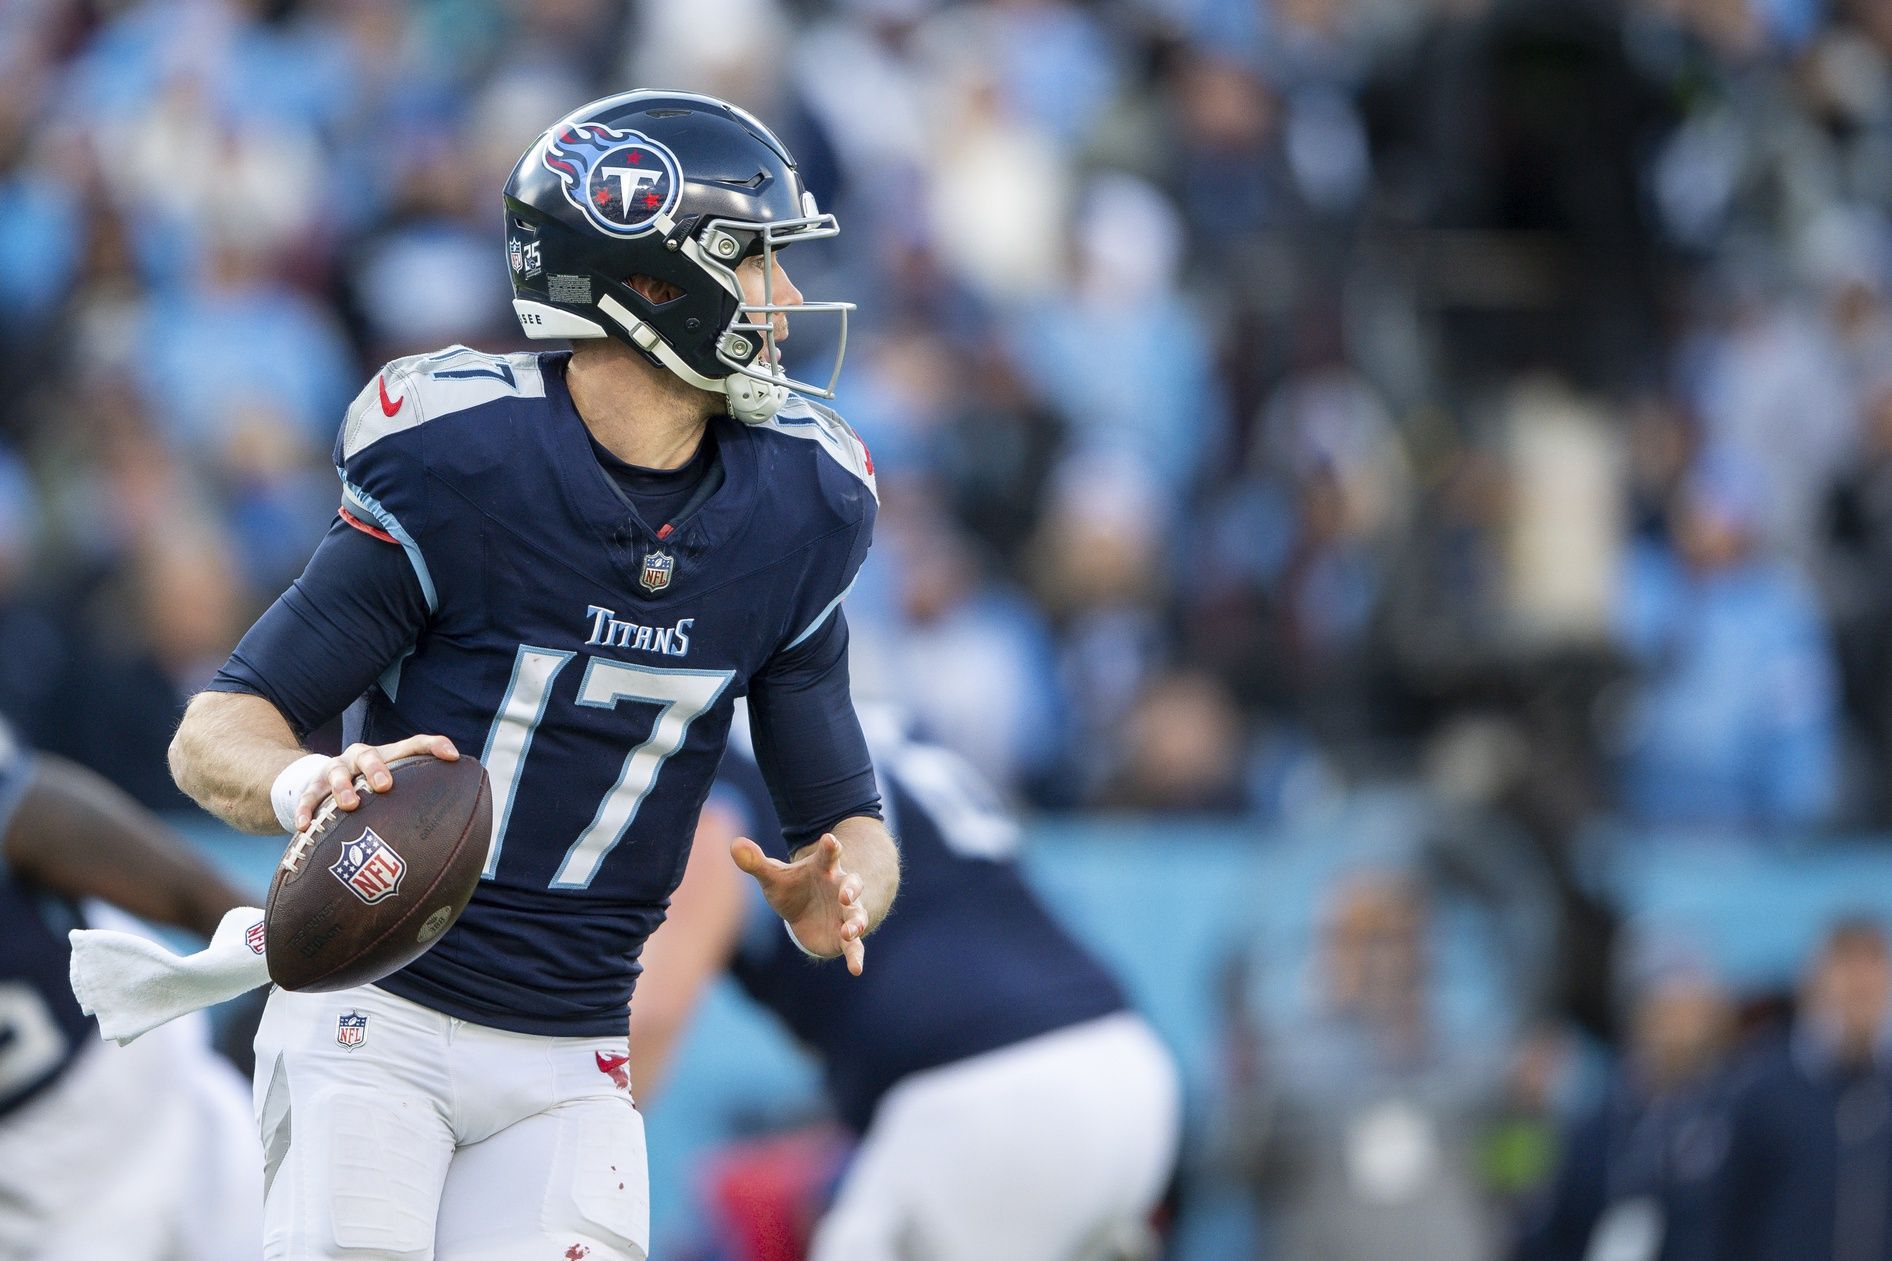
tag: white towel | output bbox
[69,906,273,1045]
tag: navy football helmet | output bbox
[503,90,850,423]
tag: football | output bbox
[265,754,492,993]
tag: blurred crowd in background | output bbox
[1200,859,1892,1261]
[9,0,1892,830]
[13,0,1892,1257]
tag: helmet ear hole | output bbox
[625,275,686,306]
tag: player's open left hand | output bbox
[294,735,460,831]
[731,833,870,975]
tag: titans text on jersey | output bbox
[584,608,694,656]
[211,345,880,1036]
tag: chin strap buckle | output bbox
[660,214,696,253]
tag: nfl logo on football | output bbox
[329,828,408,905]
[336,1011,368,1049]
[640,549,674,594]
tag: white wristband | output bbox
[271,753,333,834]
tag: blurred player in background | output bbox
[1708,918,1892,1261]
[166,89,897,1260]
[634,705,1181,1261]
[0,722,261,1260]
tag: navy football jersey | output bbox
[714,709,1129,1132]
[216,346,880,1036]
[0,727,93,1118]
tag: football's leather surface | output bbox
[265,754,491,993]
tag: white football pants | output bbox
[0,1009,262,1261]
[252,983,648,1261]
[809,1012,1182,1261]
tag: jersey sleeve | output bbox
[763,397,878,657]
[778,510,873,656]
[746,608,881,853]
[206,515,429,738]
[743,400,880,849]
[331,358,438,614]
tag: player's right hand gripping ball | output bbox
[265,754,492,992]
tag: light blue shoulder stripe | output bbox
[341,478,438,615]
[784,576,856,652]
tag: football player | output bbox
[633,706,1182,1261]
[0,721,262,1259]
[167,91,900,1261]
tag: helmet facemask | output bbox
[573,206,851,424]
[678,205,852,423]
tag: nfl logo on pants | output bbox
[336,1011,368,1049]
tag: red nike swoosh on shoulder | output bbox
[378,375,404,417]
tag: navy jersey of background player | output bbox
[712,707,1128,1133]
[0,728,90,1119]
[211,346,881,1036]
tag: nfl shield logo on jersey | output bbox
[328,828,407,905]
[336,1011,368,1049]
[640,550,674,593]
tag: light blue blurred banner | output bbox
[172,815,1892,1259]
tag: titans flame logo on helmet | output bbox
[540,123,681,239]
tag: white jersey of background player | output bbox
[0,723,261,1259]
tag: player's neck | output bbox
[565,340,714,470]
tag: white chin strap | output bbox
[720,367,790,424]
[511,296,785,424]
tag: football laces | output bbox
[279,775,370,873]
